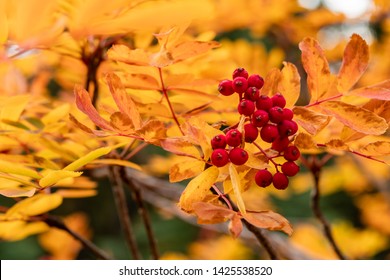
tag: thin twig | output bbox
[44,215,112,260]
[308,156,347,260]
[121,168,160,259]
[109,166,141,259]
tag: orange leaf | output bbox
[299,37,331,102]
[179,166,219,213]
[293,106,330,135]
[170,41,220,63]
[324,139,349,152]
[278,62,301,107]
[105,73,142,130]
[261,68,281,96]
[107,45,150,66]
[358,141,390,156]
[321,101,388,135]
[294,133,317,149]
[136,119,167,144]
[122,73,160,90]
[243,210,293,236]
[160,137,200,158]
[74,85,114,131]
[337,34,369,93]
[192,202,236,224]
[347,79,390,100]
[110,112,135,134]
[229,215,243,239]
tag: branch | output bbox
[120,168,160,259]
[108,166,141,259]
[308,156,347,260]
[44,215,112,260]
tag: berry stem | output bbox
[211,184,233,210]
[253,142,280,172]
[157,67,184,136]
[305,94,343,108]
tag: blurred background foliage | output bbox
[1,0,390,260]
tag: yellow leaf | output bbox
[278,62,301,107]
[0,95,30,125]
[0,159,41,179]
[110,112,135,134]
[261,68,281,96]
[107,45,151,66]
[245,152,269,170]
[169,159,205,183]
[39,170,83,188]
[0,186,35,198]
[337,34,369,93]
[91,159,142,171]
[170,41,220,64]
[299,37,331,102]
[243,210,293,235]
[294,133,317,150]
[229,164,246,215]
[41,104,70,125]
[293,106,330,135]
[105,73,142,129]
[358,141,390,156]
[0,4,8,44]
[56,189,97,198]
[122,73,160,90]
[63,147,111,171]
[321,101,388,135]
[0,220,49,241]
[179,166,219,213]
[6,194,63,218]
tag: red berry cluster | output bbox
[212,67,301,190]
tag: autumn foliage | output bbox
[1,0,390,260]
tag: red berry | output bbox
[271,93,286,108]
[252,110,269,127]
[229,147,249,165]
[226,129,242,147]
[244,87,260,101]
[244,123,258,143]
[255,169,273,188]
[268,106,285,123]
[273,172,289,190]
[282,108,294,120]
[211,149,229,167]
[211,134,227,149]
[260,124,279,143]
[232,67,249,79]
[278,120,298,138]
[238,99,255,116]
[284,145,301,161]
[256,95,273,111]
[271,136,290,152]
[281,161,300,177]
[218,80,235,96]
[232,77,248,94]
[247,74,264,89]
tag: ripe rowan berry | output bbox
[284,145,301,161]
[255,169,273,188]
[238,99,255,116]
[247,74,264,89]
[229,147,249,165]
[282,108,294,120]
[260,124,279,143]
[226,129,242,147]
[232,67,249,79]
[273,172,289,190]
[244,86,260,101]
[271,93,286,108]
[218,79,235,96]
[271,136,290,152]
[268,106,285,124]
[232,77,248,93]
[256,95,273,111]
[281,161,300,177]
[244,123,258,143]
[278,120,298,138]
[252,110,269,127]
[211,149,229,167]
[211,134,227,149]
